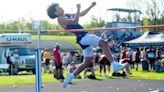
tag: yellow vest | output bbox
[43,51,51,60]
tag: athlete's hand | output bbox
[77,4,81,10]
[91,2,96,7]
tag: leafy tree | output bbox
[83,17,105,28]
[83,17,105,35]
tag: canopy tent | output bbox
[122,32,164,47]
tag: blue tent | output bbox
[122,32,164,47]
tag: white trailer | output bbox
[0,33,35,75]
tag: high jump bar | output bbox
[42,24,164,33]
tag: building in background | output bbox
[105,8,143,44]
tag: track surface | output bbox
[0,79,164,92]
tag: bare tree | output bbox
[160,1,164,24]
[126,0,143,23]
[145,0,164,32]
[146,0,159,24]
[126,0,142,10]
[126,0,164,32]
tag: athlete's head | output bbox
[47,3,64,19]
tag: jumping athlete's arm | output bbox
[58,4,81,27]
[79,2,96,16]
[73,4,81,23]
[67,2,96,17]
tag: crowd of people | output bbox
[41,43,164,81]
[119,46,164,72]
[41,43,129,81]
[100,31,164,72]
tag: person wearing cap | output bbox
[53,43,64,79]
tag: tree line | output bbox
[0,18,106,35]
[0,17,163,35]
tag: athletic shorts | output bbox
[45,59,50,65]
[79,34,102,57]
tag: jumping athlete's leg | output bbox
[125,64,130,77]
[63,57,92,88]
[79,34,129,72]
[99,40,128,71]
[74,46,93,76]
[98,39,129,72]
[100,64,103,75]
[79,34,113,62]
[103,64,106,76]
[84,68,88,78]
[98,40,114,62]
[73,57,93,76]
[63,46,93,88]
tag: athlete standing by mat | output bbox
[47,2,130,88]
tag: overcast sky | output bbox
[0,0,129,24]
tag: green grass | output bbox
[0,73,57,86]
[0,75,35,86]
[130,69,164,80]
[0,68,164,86]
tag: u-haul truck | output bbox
[0,33,35,74]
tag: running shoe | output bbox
[63,73,74,88]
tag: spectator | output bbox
[147,47,156,71]
[12,49,20,71]
[161,59,164,66]
[72,52,78,63]
[140,48,146,61]
[83,60,95,79]
[53,43,64,80]
[67,51,74,64]
[62,53,68,70]
[132,49,136,69]
[121,47,127,59]
[9,50,19,75]
[135,48,140,71]
[13,49,20,62]
[156,48,161,61]
[43,48,52,73]
[99,54,111,76]
[41,50,45,62]
[126,48,133,65]
[93,49,100,69]
[41,50,45,69]
[6,51,14,75]
[69,61,81,79]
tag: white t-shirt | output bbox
[62,56,68,64]
[132,51,136,61]
[10,56,15,63]
[140,51,144,59]
[13,54,20,62]
[147,52,155,58]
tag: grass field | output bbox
[0,67,164,86]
